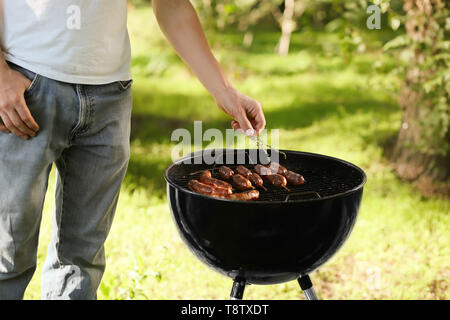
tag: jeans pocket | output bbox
[0,215,15,273]
[25,73,41,95]
[6,61,41,96]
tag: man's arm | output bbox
[152,0,265,136]
[0,55,39,139]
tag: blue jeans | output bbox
[0,62,132,299]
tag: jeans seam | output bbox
[55,154,67,268]
[5,215,16,273]
[86,87,95,133]
[72,85,94,137]
[70,85,85,140]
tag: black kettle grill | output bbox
[164,149,366,299]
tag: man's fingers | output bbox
[0,123,11,134]
[16,98,39,131]
[0,112,29,139]
[8,108,36,136]
[5,108,35,137]
[233,114,264,136]
[235,111,255,137]
[253,102,266,134]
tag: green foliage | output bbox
[319,0,449,158]
[382,0,449,156]
[192,0,283,31]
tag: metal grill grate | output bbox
[166,150,365,202]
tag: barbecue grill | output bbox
[164,149,366,299]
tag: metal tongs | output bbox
[248,134,287,161]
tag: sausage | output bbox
[255,164,290,189]
[218,166,234,180]
[231,173,254,190]
[268,162,287,175]
[226,190,260,201]
[284,170,305,186]
[188,180,259,201]
[262,173,288,188]
[202,170,212,178]
[188,179,215,195]
[236,165,252,179]
[254,164,272,176]
[199,170,232,194]
[248,172,265,190]
[188,179,230,197]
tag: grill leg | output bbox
[298,275,319,300]
[230,279,246,300]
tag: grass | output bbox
[23,6,449,300]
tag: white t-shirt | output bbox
[0,0,132,84]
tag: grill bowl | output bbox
[165,149,366,285]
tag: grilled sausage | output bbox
[199,170,232,194]
[232,173,254,190]
[248,172,266,190]
[236,165,252,179]
[188,180,230,197]
[202,170,212,178]
[188,180,258,201]
[268,162,287,175]
[254,164,272,176]
[218,166,234,180]
[188,179,214,194]
[226,190,260,201]
[262,173,288,189]
[284,170,305,186]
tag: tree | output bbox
[192,0,310,54]
[273,0,308,55]
[384,0,449,196]
[329,0,449,196]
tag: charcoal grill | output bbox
[164,149,366,299]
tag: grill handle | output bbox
[285,191,321,202]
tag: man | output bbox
[0,0,265,299]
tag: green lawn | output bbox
[24,7,449,300]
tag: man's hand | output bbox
[0,62,39,139]
[213,86,265,136]
[153,0,266,136]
